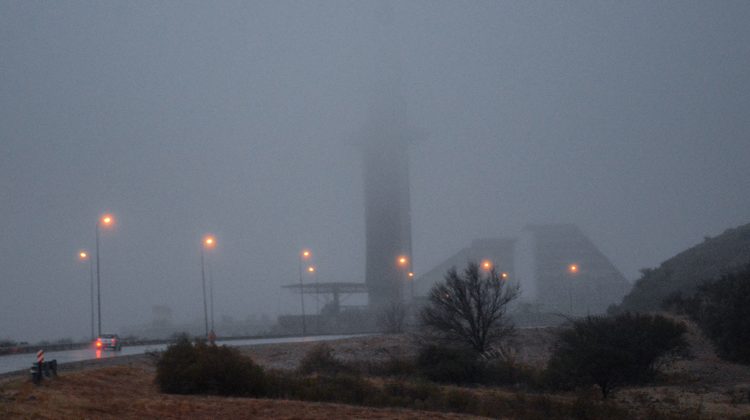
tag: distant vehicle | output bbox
[95,334,122,351]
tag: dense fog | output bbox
[2,1,749,342]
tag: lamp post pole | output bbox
[95,222,101,336]
[298,256,307,336]
[200,235,216,341]
[201,246,209,338]
[94,214,114,337]
[314,268,319,332]
[208,260,214,333]
[397,255,409,303]
[568,264,579,315]
[79,251,95,341]
[88,256,95,340]
[408,271,415,301]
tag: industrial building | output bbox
[414,224,631,316]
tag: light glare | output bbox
[100,214,115,227]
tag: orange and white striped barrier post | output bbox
[31,350,44,384]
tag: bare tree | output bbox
[420,262,520,354]
[377,301,407,334]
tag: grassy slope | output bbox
[615,222,750,313]
[0,365,479,419]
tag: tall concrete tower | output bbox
[362,89,413,309]
[362,1,415,309]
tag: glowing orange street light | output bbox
[568,264,579,274]
[408,272,414,279]
[481,259,493,271]
[100,214,114,228]
[203,235,216,249]
[79,251,88,260]
[501,272,509,280]
[397,255,408,267]
[301,249,311,260]
[307,265,316,273]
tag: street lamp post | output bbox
[298,249,311,336]
[95,214,114,337]
[568,264,579,314]
[308,265,318,332]
[79,251,95,341]
[208,260,215,334]
[201,235,216,340]
[407,271,415,300]
[397,255,409,302]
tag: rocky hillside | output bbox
[614,222,750,313]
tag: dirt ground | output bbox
[1,322,749,419]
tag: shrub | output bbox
[676,264,750,364]
[382,379,441,406]
[482,358,541,388]
[415,343,541,387]
[155,337,266,396]
[416,344,481,384]
[297,343,354,375]
[303,373,375,405]
[545,313,687,398]
[377,355,420,377]
[356,355,419,378]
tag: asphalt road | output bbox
[0,334,361,375]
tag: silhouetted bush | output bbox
[415,343,539,387]
[352,354,419,378]
[671,264,750,364]
[545,313,687,398]
[416,344,481,383]
[482,358,542,388]
[297,343,354,375]
[155,337,266,396]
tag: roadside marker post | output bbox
[30,349,57,384]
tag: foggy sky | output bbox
[2,1,749,342]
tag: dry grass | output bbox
[0,363,479,419]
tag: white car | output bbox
[95,334,122,351]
